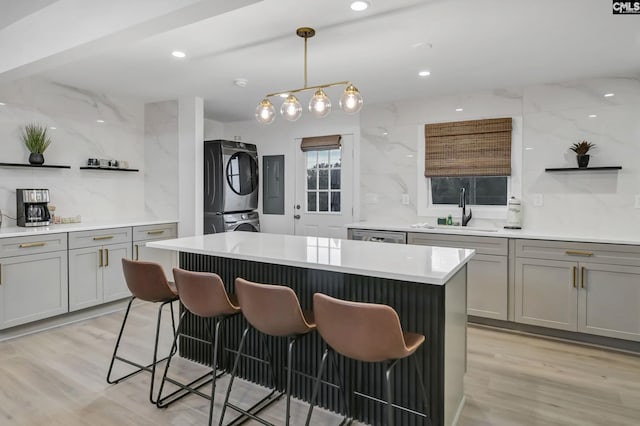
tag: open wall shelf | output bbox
[545,166,622,172]
[79,166,139,172]
[0,162,71,169]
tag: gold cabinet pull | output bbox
[105,248,109,267]
[93,235,114,241]
[147,230,164,235]
[572,266,577,288]
[135,244,139,260]
[19,242,46,248]
[565,250,593,257]
[99,249,103,267]
[581,266,586,289]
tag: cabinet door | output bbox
[0,251,68,329]
[467,254,508,320]
[515,258,578,331]
[134,243,177,281]
[578,262,640,341]
[68,247,102,312]
[102,242,132,302]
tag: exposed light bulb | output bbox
[339,84,363,114]
[255,99,275,124]
[171,51,186,58]
[418,70,431,77]
[350,1,370,11]
[604,93,615,97]
[281,95,302,121]
[309,89,332,118]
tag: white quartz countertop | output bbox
[346,222,640,246]
[147,232,475,285]
[0,218,178,238]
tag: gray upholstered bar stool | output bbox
[107,258,179,404]
[156,268,241,426]
[219,278,316,426]
[306,293,430,426]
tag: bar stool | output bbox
[156,268,241,426]
[219,278,316,426]
[305,293,430,426]
[107,258,179,404]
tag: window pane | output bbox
[331,191,341,212]
[475,177,507,205]
[307,168,317,190]
[431,176,507,206]
[318,151,329,168]
[306,152,317,168]
[318,169,329,189]
[307,191,317,212]
[329,149,341,168]
[330,169,341,189]
[318,191,329,211]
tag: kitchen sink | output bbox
[411,223,499,232]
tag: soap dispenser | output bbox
[504,196,522,229]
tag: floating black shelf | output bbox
[79,166,139,172]
[545,166,622,172]
[0,162,71,169]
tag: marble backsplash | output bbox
[0,77,146,224]
[359,77,640,239]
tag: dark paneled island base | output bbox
[178,253,467,426]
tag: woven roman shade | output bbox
[300,134,342,151]
[424,117,512,177]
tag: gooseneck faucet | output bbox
[459,187,472,226]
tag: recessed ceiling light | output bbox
[406,154,414,158]
[383,131,389,135]
[350,1,370,12]
[96,119,105,123]
[604,93,615,97]
[455,108,463,112]
[525,147,534,151]
[0,102,5,106]
[49,126,57,130]
[171,51,186,58]
[418,70,431,77]
[588,114,597,118]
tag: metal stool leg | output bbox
[384,359,400,426]
[411,353,431,425]
[208,317,224,426]
[305,347,329,426]
[107,297,136,384]
[285,336,298,426]
[219,325,250,426]
[156,311,186,407]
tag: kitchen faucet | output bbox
[459,187,472,226]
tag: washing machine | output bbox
[204,211,260,234]
[204,140,259,214]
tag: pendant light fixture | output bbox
[255,27,363,124]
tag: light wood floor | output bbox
[1,302,639,425]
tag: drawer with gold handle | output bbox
[565,250,594,257]
[19,242,47,249]
[93,235,114,241]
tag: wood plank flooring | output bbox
[0,302,639,425]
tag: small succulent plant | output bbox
[570,140,595,155]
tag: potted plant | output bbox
[21,124,52,165]
[570,140,595,168]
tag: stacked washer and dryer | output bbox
[203,140,260,234]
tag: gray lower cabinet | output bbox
[407,232,508,320]
[68,227,132,311]
[132,223,178,279]
[0,234,68,330]
[515,239,640,341]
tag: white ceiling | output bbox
[4,0,640,122]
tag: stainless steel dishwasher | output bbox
[348,228,407,244]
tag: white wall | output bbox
[223,113,360,234]
[0,77,146,224]
[358,77,640,239]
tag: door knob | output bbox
[294,214,301,219]
[295,204,301,210]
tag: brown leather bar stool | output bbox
[305,293,430,426]
[219,278,316,426]
[107,258,179,404]
[156,268,241,426]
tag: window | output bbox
[306,149,341,213]
[431,176,507,205]
[425,118,512,207]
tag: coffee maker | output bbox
[17,189,51,227]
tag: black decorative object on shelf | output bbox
[545,166,622,172]
[79,166,139,172]
[28,152,44,165]
[0,162,71,169]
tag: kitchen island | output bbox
[148,232,474,426]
